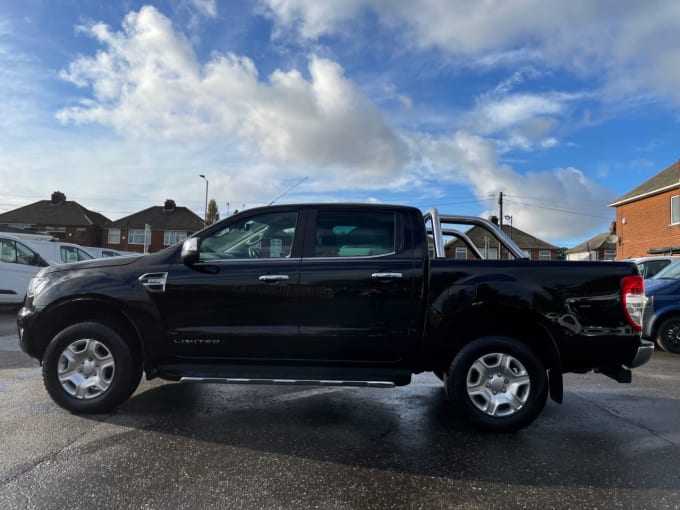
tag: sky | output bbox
[1,0,679,247]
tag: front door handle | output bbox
[258,274,290,282]
[371,272,403,279]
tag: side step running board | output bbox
[180,377,395,388]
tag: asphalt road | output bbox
[1,311,679,509]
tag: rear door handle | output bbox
[371,272,403,279]
[258,274,290,282]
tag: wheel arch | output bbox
[432,304,563,403]
[33,297,146,368]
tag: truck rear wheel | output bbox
[447,336,548,432]
[42,322,142,413]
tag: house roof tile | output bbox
[0,199,110,227]
[105,204,204,231]
[609,160,680,206]
[566,232,616,254]
[445,224,558,251]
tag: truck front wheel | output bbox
[42,322,142,413]
[447,336,548,432]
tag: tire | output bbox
[655,317,680,354]
[42,322,142,413]
[446,336,548,432]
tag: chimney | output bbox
[163,199,176,211]
[51,191,66,204]
[488,215,499,225]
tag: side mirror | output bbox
[181,238,200,266]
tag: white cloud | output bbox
[261,0,680,105]
[190,0,217,18]
[412,131,613,240]
[44,5,614,242]
[57,6,407,179]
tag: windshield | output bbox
[650,260,680,280]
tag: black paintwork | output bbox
[17,203,647,395]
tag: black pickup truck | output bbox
[17,203,653,431]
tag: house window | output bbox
[539,250,551,261]
[128,229,146,245]
[455,247,467,260]
[44,226,66,239]
[486,247,498,260]
[75,228,86,242]
[164,231,187,245]
[604,250,616,261]
[108,228,121,244]
[671,195,680,225]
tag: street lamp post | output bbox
[199,174,208,227]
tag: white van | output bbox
[0,233,49,304]
[22,239,95,265]
[86,247,137,258]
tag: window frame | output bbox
[108,228,121,244]
[455,247,467,260]
[164,230,188,246]
[539,250,551,261]
[671,195,680,225]
[128,229,146,245]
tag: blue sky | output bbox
[1,0,679,246]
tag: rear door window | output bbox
[314,211,395,257]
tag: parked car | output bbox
[623,256,680,279]
[22,239,95,265]
[86,247,137,258]
[0,233,49,305]
[18,203,652,432]
[642,259,680,353]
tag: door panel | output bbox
[152,209,303,362]
[298,258,421,363]
[161,259,301,360]
[297,209,421,364]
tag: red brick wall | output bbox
[102,228,196,253]
[615,189,680,259]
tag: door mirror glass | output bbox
[181,237,200,266]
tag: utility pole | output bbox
[498,192,504,227]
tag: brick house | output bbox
[444,217,559,260]
[609,160,680,259]
[565,225,618,261]
[0,191,109,247]
[102,199,204,253]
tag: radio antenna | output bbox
[268,176,308,206]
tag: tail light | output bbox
[621,275,645,332]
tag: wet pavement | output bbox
[1,311,679,509]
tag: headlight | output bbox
[27,271,54,299]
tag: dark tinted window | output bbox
[315,211,395,257]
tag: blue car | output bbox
[643,260,680,353]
